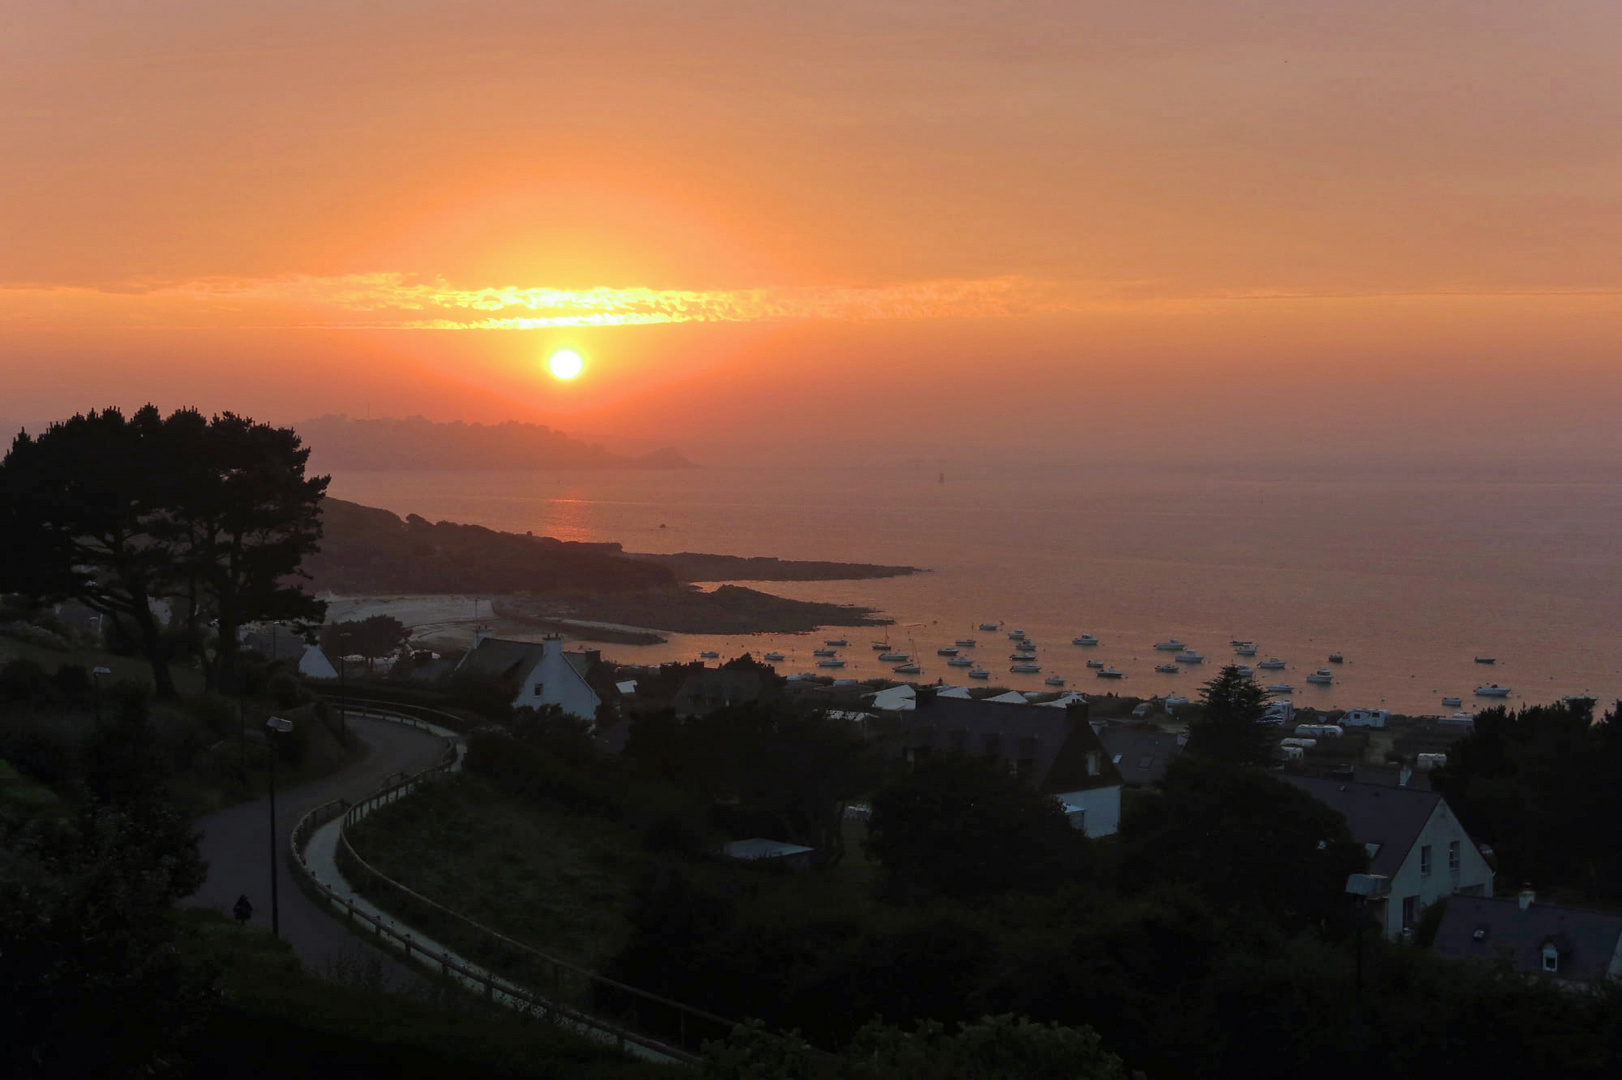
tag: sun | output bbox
[547,349,583,380]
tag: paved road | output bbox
[184,713,453,982]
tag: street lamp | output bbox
[90,666,111,723]
[1345,872,1390,1049]
[265,715,294,938]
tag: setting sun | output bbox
[547,349,583,380]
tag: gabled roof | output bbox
[456,637,545,685]
[1435,895,1622,981]
[1282,776,1443,878]
[1097,726,1184,786]
[904,694,1121,793]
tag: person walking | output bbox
[233,893,253,925]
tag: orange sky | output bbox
[3,2,1620,457]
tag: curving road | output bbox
[184,713,453,982]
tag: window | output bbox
[1402,895,1419,930]
[1449,840,1461,871]
[1542,944,1560,973]
[1085,750,1101,776]
[1420,844,1433,876]
[533,682,545,697]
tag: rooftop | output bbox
[1434,894,1622,981]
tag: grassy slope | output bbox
[178,908,683,1080]
[347,775,649,973]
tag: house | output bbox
[673,667,780,717]
[241,626,339,679]
[1434,891,1622,983]
[896,690,1123,837]
[454,633,601,721]
[1097,726,1185,787]
[1284,776,1494,939]
[1341,708,1390,728]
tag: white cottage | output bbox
[454,634,602,722]
[1286,776,1494,939]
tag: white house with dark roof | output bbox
[1435,891,1622,984]
[1284,776,1494,939]
[454,633,601,721]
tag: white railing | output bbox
[287,708,722,1063]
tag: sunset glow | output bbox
[1,2,1619,457]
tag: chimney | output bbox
[1519,887,1535,911]
[1399,765,1412,788]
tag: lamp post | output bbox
[265,715,294,937]
[90,666,110,723]
[1345,872,1390,1053]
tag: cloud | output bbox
[3,272,1620,332]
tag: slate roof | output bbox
[1435,895,1622,981]
[1282,776,1442,879]
[673,668,779,716]
[456,638,545,688]
[903,694,1121,793]
[1097,726,1184,787]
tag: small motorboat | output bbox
[1086,659,1105,669]
[1235,642,1258,656]
[1010,651,1037,661]
[813,648,838,657]
[1096,667,1126,679]
[1266,684,1294,694]
[700,650,720,659]
[955,638,977,648]
[1258,657,1286,670]
[1233,664,1254,678]
[871,641,892,651]
[1009,629,1028,639]
[893,662,921,674]
[1155,663,1180,674]
[1010,662,1041,673]
[816,658,846,668]
[1230,639,1248,647]
[1328,652,1345,663]
[1154,639,1186,651]
[1474,684,1511,697]
[947,656,974,667]
[968,666,990,679]
[1175,651,1203,664]
[763,652,785,662]
[1306,669,1334,684]
[879,652,910,662]
[937,646,959,656]
[1474,657,1496,664]
[1045,675,1065,687]
[979,622,999,631]
[1441,696,1462,707]
[825,638,849,647]
[1073,634,1099,646]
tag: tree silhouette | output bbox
[1186,665,1274,767]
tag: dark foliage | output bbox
[1116,754,1367,936]
[1185,665,1274,766]
[865,752,1090,902]
[323,614,410,662]
[1432,699,1622,901]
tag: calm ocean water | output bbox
[328,459,1622,716]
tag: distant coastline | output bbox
[299,414,696,471]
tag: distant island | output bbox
[298,414,695,471]
[306,498,918,637]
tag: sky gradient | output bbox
[4,1,1620,457]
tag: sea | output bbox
[327,457,1622,717]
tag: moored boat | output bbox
[1474,657,1496,664]
[1073,634,1099,646]
[947,656,973,667]
[1441,696,1462,707]
[879,651,910,662]
[825,638,848,647]
[1266,683,1294,694]
[700,650,720,659]
[955,639,977,648]
[1258,657,1286,670]
[1328,652,1345,663]
[1306,668,1334,684]
[1096,666,1125,679]
[816,658,846,668]
[1235,642,1257,656]
[1044,676,1066,687]
[1474,684,1511,697]
[763,652,785,662]
[937,646,959,656]
[979,623,999,632]
[1175,651,1203,664]
[1010,662,1041,673]
[968,667,990,679]
[893,662,921,674]
[1155,663,1179,674]
[813,648,837,657]
[1154,639,1186,651]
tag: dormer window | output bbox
[1085,750,1100,776]
[1472,926,1488,943]
[1542,943,1560,973]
